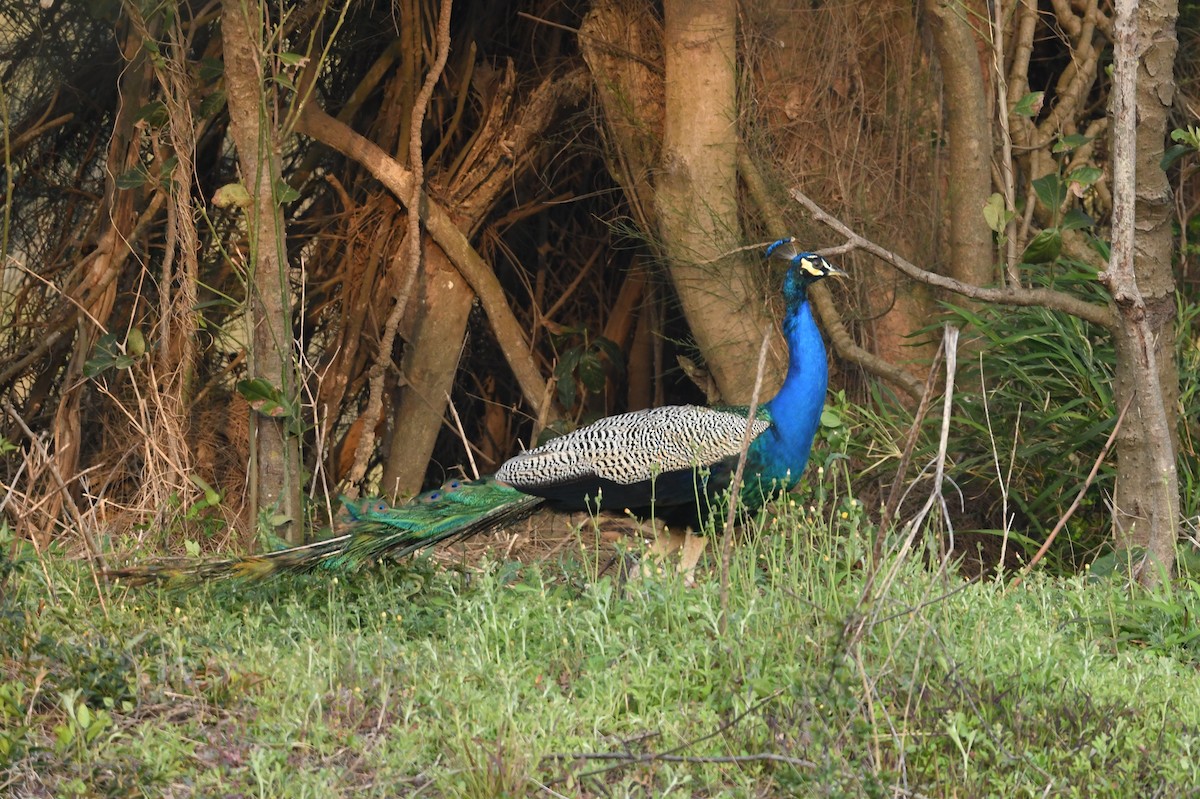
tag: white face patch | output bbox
[799,256,826,277]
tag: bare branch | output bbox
[738,149,924,399]
[295,101,551,417]
[790,188,1118,331]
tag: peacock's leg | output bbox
[677,532,707,586]
[639,527,707,584]
[640,524,687,578]
[645,528,688,557]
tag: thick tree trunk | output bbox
[381,244,474,498]
[1105,0,1180,580]
[923,0,995,289]
[222,0,303,544]
[657,0,783,402]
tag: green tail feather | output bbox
[107,479,542,587]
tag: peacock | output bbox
[109,239,843,586]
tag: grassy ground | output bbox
[4,503,1200,798]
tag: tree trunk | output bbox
[1105,0,1180,580]
[923,0,995,289]
[222,0,303,544]
[381,243,475,498]
[657,0,784,402]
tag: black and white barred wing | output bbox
[494,405,770,489]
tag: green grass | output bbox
[4,508,1200,798]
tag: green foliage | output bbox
[1163,125,1200,169]
[549,327,624,422]
[1088,553,1200,664]
[235,377,296,419]
[83,329,147,377]
[9,517,1200,796]
[855,274,1200,570]
[1012,91,1044,118]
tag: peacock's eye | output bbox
[423,491,440,503]
[372,500,388,513]
[444,479,461,491]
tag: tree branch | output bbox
[295,101,550,417]
[790,188,1118,331]
[347,0,453,489]
[737,150,924,399]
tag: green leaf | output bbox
[184,540,200,557]
[278,51,307,67]
[212,183,252,209]
[197,89,226,120]
[554,348,581,382]
[1067,166,1103,187]
[235,378,292,418]
[1061,207,1095,231]
[1161,143,1191,170]
[126,328,146,357]
[1012,91,1044,118]
[595,337,625,374]
[1052,133,1091,153]
[982,193,1014,234]
[190,475,221,507]
[274,178,300,205]
[578,354,606,392]
[84,332,142,377]
[199,57,224,83]
[135,100,168,128]
[820,409,842,428]
[1021,228,1062,264]
[1170,125,1200,148]
[157,156,180,189]
[54,724,74,751]
[556,377,577,411]
[1032,173,1067,211]
[115,165,150,190]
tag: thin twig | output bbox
[719,328,773,636]
[2,400,107,617]
[878,339,945,537]
[1009,395,1133,588]
[544,687,786,785]
[853,326,958,639]
[545,751,815,767]
[789,188,1117,330]
[347,0,453,488]
[446,392,480,481]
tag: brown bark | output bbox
[923,0,995,289]
[1103,0,1180,580]
[47,23,151,541]
[222,0,303,544]
[295,101,552,418]
[380,244,475,498]
[657,0,783,403]
[579,1,663,235]
[296,68,586,495]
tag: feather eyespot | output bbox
[371,500,388,513]
[422,491,441,503]
[443,479,462,491]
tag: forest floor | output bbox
[4,501,1200,798]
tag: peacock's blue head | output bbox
[765,238,845,307]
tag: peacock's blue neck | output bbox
[752,295,827,489]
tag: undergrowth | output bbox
[5,505,1200,797]
[848,270,1200,573]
